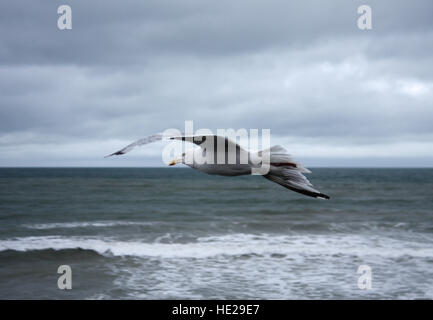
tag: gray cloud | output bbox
[0,0,432,166]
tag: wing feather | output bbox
[264,166,330,199]
[105,134,244,158]
[105,133,164,157]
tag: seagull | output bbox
[106,133,330,199]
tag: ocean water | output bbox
[0,167,432,299]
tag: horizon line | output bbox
[1,166,433,169]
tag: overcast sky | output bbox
[1,0,432,167]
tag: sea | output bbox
[0,167,432,299]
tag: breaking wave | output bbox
[1,233,433,259]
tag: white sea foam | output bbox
[23,221,157,230]
[1,233,433,259]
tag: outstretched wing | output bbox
[105,133,164,157]
[264,166,330,199]
[105,133,245,158]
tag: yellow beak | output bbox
[169,158,181,166]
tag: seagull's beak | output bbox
[169,158,181,166]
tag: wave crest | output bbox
[1,234,433,259]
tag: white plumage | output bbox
[106,134,330,199]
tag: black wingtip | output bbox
[104,151,125,158]
[317,193,330,200]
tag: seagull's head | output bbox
[168,152,185,166]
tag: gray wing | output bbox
[105,133,245,158]
[105,133,164,157]
[264,167,330,199]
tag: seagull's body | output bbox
[107,133,330,199]
[190,163,252,176]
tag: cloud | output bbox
[0,0,432,166]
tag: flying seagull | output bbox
[106,133,330,199]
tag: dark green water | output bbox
[0,168,432,299]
